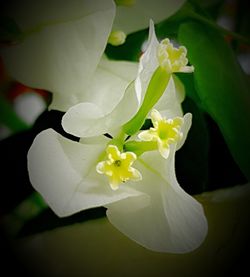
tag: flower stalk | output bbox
[123,67,170,135]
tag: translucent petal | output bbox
[154,75,184,118]
[106,151,208,253]
[135,20,159,104]
[83,59,138,114]
[176,113,192,151]
[28,129,147,217]
[172,75,185,103]
[113,0,186,35]
[1,0,115,111]
[50,58,138,111]
[62,81,139,138]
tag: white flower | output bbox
[27,21,207,252]
[28,104,207,253]
[15,13,206,253]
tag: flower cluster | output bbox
[2,0,207,254]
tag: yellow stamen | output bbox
[96,145,142,190]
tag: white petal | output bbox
[106,151,207,253]
[136,23,187,118]
[83,59,138,114]
[113,0,186,35]
[1,0,115,111]
[50,58,138,112]
[172,75,185,103]
[154,75,184,118]
[99,57,138,82]
[28,129,147,217]
[62,81,139,138]
[176,113,192,151]
[2,0,114,32]
[135,20,159,104]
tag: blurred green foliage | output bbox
[179,21,250,181]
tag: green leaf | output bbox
[175,72,203,108]
[176,73,210,194]
[178,21,250,181]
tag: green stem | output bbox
[124,140,157,156]
[123,67,170,136]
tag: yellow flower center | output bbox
[138,109,183,159]
[157,119,182,142]
[157,38,193,73]
[96,145,142,190]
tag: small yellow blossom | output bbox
[96,145,142,190]
[157,38,194,73]
[138,109,183,159]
